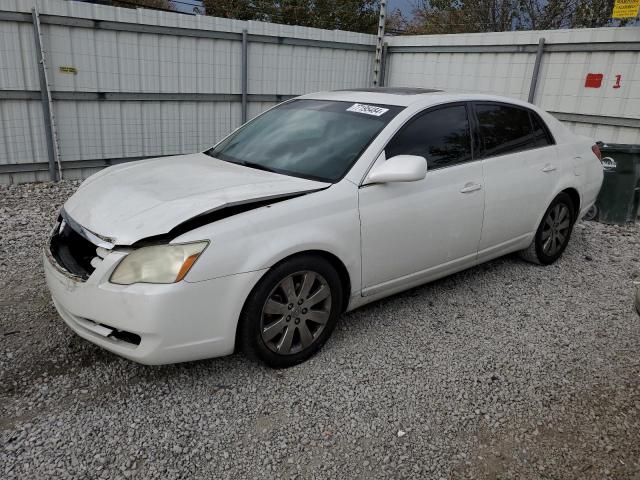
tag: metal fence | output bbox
[384,28,640,145]
[0,0,376,184]
[1,0,639,184]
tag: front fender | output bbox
[177,181,362,293]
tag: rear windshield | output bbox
[206,99,403,182]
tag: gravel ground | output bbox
[1,180,639,479]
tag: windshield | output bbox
[206,99,403,182]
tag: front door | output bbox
[359,103,485,296]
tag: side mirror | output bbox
[365,155,427,184]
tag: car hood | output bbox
[63,153,329,246]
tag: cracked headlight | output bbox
[110,241,209,285]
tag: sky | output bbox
[388,0,415,17]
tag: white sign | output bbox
[346,103,389,116]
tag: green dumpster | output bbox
[594,143,640,225]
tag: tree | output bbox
[517,0,571,29]
[202,0,381,34]
[517,0,632,29]
[465,0,519,32]
[110,0,175,11]
[405,0,631,34]
[202,0,270,21]
[386,8,408,34]
[406,0,519,34]
[571,0,630,28]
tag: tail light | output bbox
[591,143,602,161]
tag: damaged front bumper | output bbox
[43,246,266,365]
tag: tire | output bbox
[237,254,343,368]
[519,192,576,265]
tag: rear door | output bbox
[473,102,558,259]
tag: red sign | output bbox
[585,73,603,88]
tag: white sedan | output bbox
[44,88,604,367]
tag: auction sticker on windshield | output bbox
[346,103,389,116]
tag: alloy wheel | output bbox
[541,203,571,256]
[260,271,332,355]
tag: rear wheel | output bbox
[238,255,343,368]
[519,192,575,265]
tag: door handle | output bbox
[460,182,482,193]
[541,163,557,173]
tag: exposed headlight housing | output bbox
[110,241,209,285]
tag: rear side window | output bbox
[476,103,538,157]
[385,105,472,169]
[530,111,554,147]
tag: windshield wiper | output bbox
[237,161,280,174]
[204,151,281,175]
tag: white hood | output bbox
[63,153,329,245]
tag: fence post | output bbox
[528,37,545,104]
[372,0,386,86]
[379,42,388,87]
[241,29,248,124]
[31,7,61,182]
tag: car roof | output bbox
[299,88,538,110]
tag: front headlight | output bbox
[110,241,209,285]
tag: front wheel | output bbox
[519,192,575,265]
[237,255,343,368]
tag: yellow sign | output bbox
[612,0,640,18]
[59,66,78,75]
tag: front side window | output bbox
[385,105,472,170]
[475,103,541,157]
[206,99,402,182]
